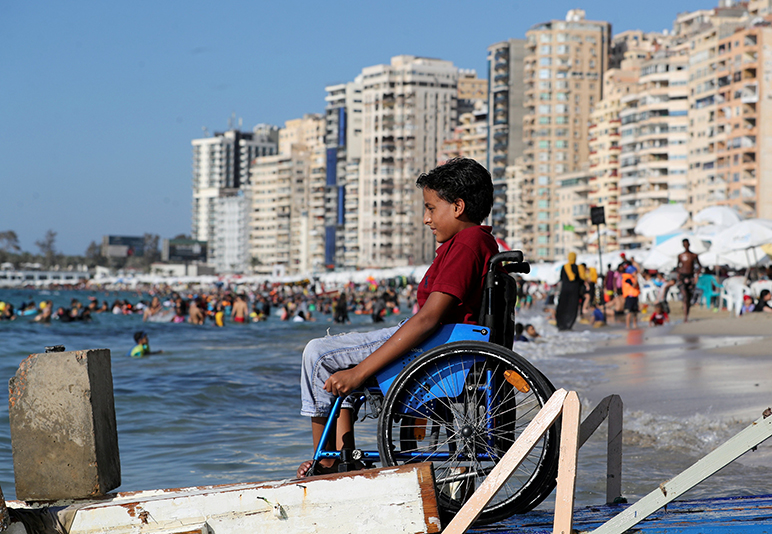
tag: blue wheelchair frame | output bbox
[312,323,493,467]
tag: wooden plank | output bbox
[442,388,568,534]
[577,395,612,448]
[606,394,623,504]
[16,463,440,534]
[590,408,772,534]
[552,391,581,534]
[577,394,623,504]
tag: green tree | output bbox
[84,240,106,268]
[35,230,58,268]
[0,231,20,253]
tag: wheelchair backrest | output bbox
[477,250,530,348]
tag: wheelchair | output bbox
[307,251,560,525]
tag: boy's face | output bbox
[422,187,463,243]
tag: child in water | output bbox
[129,331,163,357]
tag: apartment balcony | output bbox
[741,82,759,104]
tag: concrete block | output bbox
[9,349,120,501]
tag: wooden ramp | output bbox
[7,463,440,534]
[468,494,772,534]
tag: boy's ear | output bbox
[453,198,466,218]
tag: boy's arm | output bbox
[324,291,457,397]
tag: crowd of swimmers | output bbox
[0,279,415,327]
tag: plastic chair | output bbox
[696,274,722,309]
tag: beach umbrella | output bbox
[693,224,725,241]
[693,205,742,228]
[708,219,772,254]
[641,249,677,271]
[633,203,689,237]
[699,246,769,269]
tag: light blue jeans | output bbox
[300,325,401,417]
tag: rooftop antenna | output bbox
[228,112,236,130]
[202,126,209,137]
[238,117,243,129]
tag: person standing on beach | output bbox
[555,252,583,331]
[676,239,701,322]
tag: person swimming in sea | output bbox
[129,331,163,358]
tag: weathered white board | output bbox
[8,463,440,534]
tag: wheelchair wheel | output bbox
[377,341,559,525]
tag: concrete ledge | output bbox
[8,349,120,501]
[8,463,440,534]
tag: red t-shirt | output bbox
[417,225,498,324]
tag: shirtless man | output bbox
[188,298,206,325]
[231,294,248,323]
[676,239,701,322]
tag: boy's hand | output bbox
[324,367,364,397]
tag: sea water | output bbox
[0,289,769,509]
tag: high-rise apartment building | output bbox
[555,166,593,254]
[715,23,772,219]
[587,31,660,253]
[358,55,458,267]
[249,115,326,276]
[212,189,251,274]
[520,9,611,260]
[618,48,690,249]
[487,39,526,245]
[325,77,363,270]
[191,125,278,269]
[440,71,488,165]
[439,102,488,164]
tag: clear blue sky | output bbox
[1,0,710,255]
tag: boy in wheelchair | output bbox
[297,157,498,478]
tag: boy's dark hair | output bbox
[515,322,524,336]
[416,158,493,224]
[134,331,146,344]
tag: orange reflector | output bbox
[414,418,427,440]
[504,370,530,392]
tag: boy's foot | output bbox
[296,459,340,478]
[296,458,366,478]
[296,460,314,478]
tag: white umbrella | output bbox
[709,219,772,254]
[693,205,742,228]
[694,224,725,241]
[699,246,770,269]
[634,203,689,237]
[641,249,677,271]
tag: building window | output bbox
[539,69,551,79]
